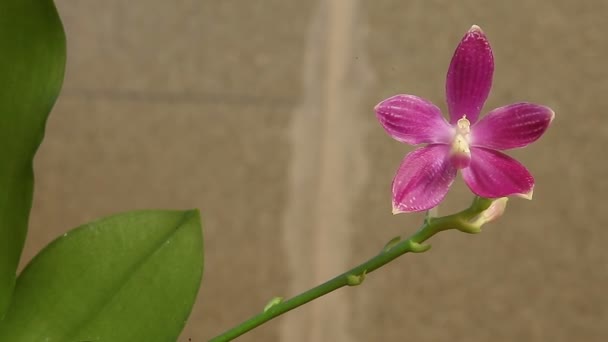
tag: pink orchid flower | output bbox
[375,25,554,213]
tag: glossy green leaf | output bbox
[0,210,204,342]
[0,0,66,316]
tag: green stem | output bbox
[209,197,492,342]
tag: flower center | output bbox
[450,116,471,169]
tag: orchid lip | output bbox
[449,116,471,169]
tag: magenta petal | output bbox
[471,103,555,150]
[375,94,453,145]
[446,25,494,124]
[462,147,534,199]
[392,145,456,213]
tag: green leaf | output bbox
[0,210,204,342]
[0,0,66,316]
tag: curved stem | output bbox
[208,198,492,342]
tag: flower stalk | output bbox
[209,196,499,342]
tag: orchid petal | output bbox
[446,25,494,124]
[462,147,534,199]
[392,145,456,213]
[375,94,453,145]
[471,103,554,150]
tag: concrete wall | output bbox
[22,0,608,341]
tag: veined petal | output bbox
[462,147,534,199]
[392,145,456,213]
[375,94,453,145]
[471,103,555,150]
[446,25,494,124]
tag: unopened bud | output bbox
[469,197,508,228]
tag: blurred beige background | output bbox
[20,0,607,341]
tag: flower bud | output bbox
[469,197,508,228]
